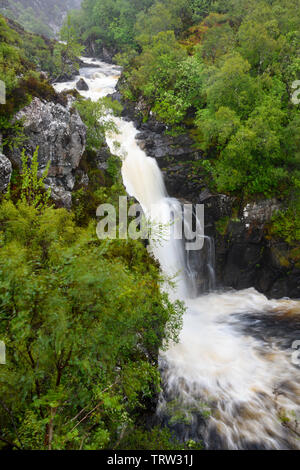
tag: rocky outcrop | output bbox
[102,47,115,64]
[0,153,12,193]
[216,223,300,299]
[84,43,116,64]
[135,126,205,200]
[203,194,300,299]
[94,145,112,171]
[10,97,86,208]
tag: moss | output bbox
[61,88,80,102]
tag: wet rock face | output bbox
[10,97,86,209]
[136,130,196,164]
[76,78,89,91]
[243,199,281,228]
[102,47,115,64]
[210,200,300,299]
[0,153,12,193]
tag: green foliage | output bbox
[211,95,289,197]
[24,36,58,76]
[200,14,235,62]
[195,107,241,152]
[74,97,122,152]
[152,55,205,125]
[206,53,260,119]
[69,0,155,54]
[0,116,26,152]
[0,14,84,156]
[128,31,187,107]
[95,0,299,216]
[0,162,184,450]
[0,18,44,102]
[215,216,230,236]
[189,0,215,22]
[0,15,23,94]
[0,14,61,90]
[80,0,297,219]
[2,0,299,450]
[13,5,53,37]
[165,399,210,427]
[135,0,191,47]
[237,19,279,72]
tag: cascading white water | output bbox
[106,116,194,298]
[55,60,300,449]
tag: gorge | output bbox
[0,0,300,451]
[54,59,300,450]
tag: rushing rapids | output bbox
[54,60,300,450]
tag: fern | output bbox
[20,147,51,209]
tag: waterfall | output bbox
[105,116,213,299]
[54,60,300,450]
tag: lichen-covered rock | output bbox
[0,153,12,193]
[10,97,86,208]
[76,78,89,91]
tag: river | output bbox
[54,59,300,450]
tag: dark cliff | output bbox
[0,0,81,37]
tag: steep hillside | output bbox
[0,0,81,37]
[70,0,300,297]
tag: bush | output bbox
[0,146,184,450]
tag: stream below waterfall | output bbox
[54,59,300,450]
